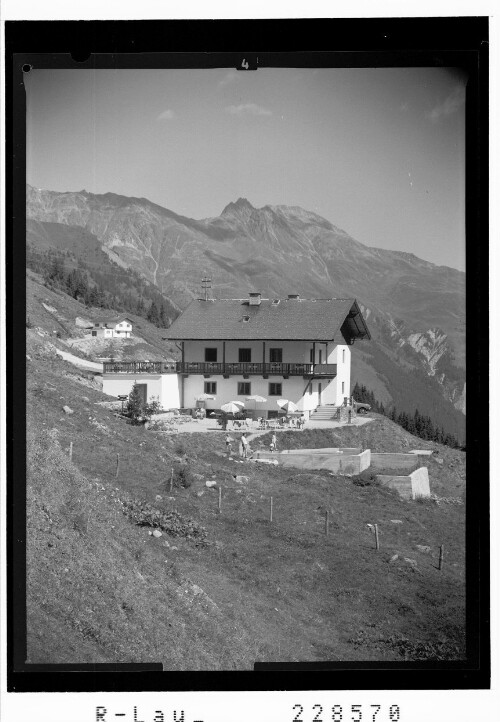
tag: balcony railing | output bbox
[104,361,337,377]
[103,361,177,374]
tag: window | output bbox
[238,382,251,395]
[242,315,250,323]
[269,383,282,396]
[342,349,345,363]
[310,348,314,363]
[319,350,322,364]
[269,348,282,363]
[205,348,218,362]
[342,382,345,394]
[91,330,97,336]
[204,381,217,394]
[238,348,251,362]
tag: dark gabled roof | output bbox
[96,316,134,326]
[163,298,370,343]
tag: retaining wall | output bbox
[282,447,361,455]
[375,467,430,500]
[370,453,419,472]
[253,448,371,474]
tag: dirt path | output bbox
[55,349,103,372]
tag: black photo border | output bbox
[5,17,490,693]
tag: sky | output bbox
[25,66,467,271]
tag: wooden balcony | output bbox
[103,361,337,377]
[103,361,177,374]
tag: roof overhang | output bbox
[340,300,371,343]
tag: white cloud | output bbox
[225,103,272,117]
[426,85,466,123]
[157,109,175,121]
[219,71,238,87]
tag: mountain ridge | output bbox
[26,184,466,439]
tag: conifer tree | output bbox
[127,382,145,424]
[147,300,160,326]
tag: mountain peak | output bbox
[221,197,255,216]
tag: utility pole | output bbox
[201,275,212,301]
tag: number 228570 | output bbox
[292,704,401,722]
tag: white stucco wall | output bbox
[183,340,320,363]
[182,374,337,414]
[101,338,351,412]
[328,344,351,405]
[102,373,181,408]
[161,373,181,409]
[178,339,351,409]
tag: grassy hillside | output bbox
[27,269,179,361]
[26,323,466,666]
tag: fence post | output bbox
[69,441,73,461]
[115,453,119,478]
[325,509,329,536]
[218,486,222,514]
[438,544,444,571]
[270,496,273,522]
[374,523,379,550]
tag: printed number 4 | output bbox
[241,58,249,69]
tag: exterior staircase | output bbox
[310,405,339,421]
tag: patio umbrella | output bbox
[196,393,216,401]
[221,401,245,414]
[277,399,298,414]
[246,394,267,418]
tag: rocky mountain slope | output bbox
[26,185,466,441]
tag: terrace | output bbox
[103,361,337,378]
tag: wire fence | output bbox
[63,438,451,571]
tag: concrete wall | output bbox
[283,447,361,455]
[370,453,419,472]
[253,448,370,474]
[375,467,430,500]
[102,373,181,409]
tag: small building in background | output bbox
[91,317,133,338]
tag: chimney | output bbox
[248,292,262,306]
[288,294,300,299]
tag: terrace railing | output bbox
[104,361,337,377]
[103,361,177,374]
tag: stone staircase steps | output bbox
[311,405,338,420]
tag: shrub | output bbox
[121,497,207,545]
[174,441,186,458]
[173,463,193,489]
[144,396,162,418]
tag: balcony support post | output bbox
[181,341,185,366]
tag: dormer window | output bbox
[242,315,250,323]
[272,299,280,306]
